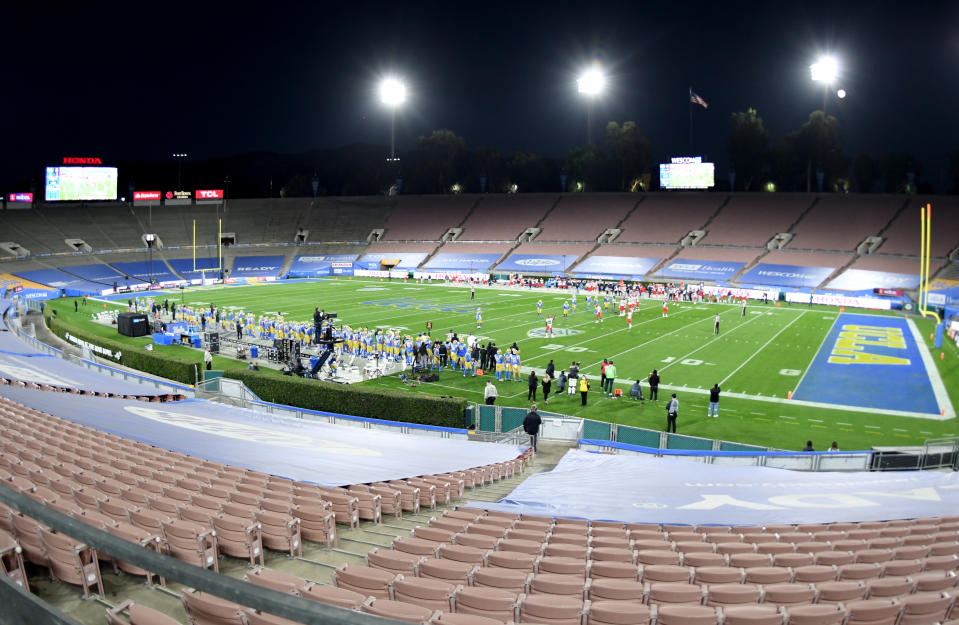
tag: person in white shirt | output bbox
[484,380,498,405]
[204,348,213,371]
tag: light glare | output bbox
[810,56,839,84]
[577,67,606,96]
[837,88,847,99]
[380,78,407,106]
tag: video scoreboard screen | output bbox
[659,156,715,189]
[45,166,118,201]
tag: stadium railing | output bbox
[472,404,959,472]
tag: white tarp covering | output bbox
[0,386,526,487]
[475,449,959,525]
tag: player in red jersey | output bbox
[545,314,554,338]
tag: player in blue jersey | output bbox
[537,300,543,318]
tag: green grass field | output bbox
[61,277,959,451]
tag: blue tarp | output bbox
[738,263,836,288]
[655,259,746,280]
[230,256,286,278]
[359,252,428,269]
[571,255,661,279]
[473,449,959,525]
[422,253,503,272]
[64,264,146,288]
[0,385,526,487]
[287,254,358,278]
[109,261,181,284]
[12,269,111,294]
[495,254,581,273]
[827,269,921,291]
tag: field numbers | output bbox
[661,357,676,363]
[541,343,588,353]
[680,359,702,366]
[778,369,801,376]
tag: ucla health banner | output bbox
[827,269,921,291]
[423,253,502,271]
[473,449,959,525]
[359,252,428,269]
[572,255,661,280]
[495,254,581,273]
[738,263,836,288]
[656,259,745,280]
[287,254,359,277]
[230,256,285,278]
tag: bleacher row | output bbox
[97,503,959,625]
[3,194,956,283]
[0,376,186,403]
[0,396,529,616]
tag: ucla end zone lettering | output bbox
[793,313,940,415]
[828,324,910,365]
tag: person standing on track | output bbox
[524,405,542,452]
[649,369,660,401]
[604,360,617,397]
[579,375,590,406]
[708,383,720,418]
[666,394,679,433]
[527,370,538,401]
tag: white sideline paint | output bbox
[906,317,955,419]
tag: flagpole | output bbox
[688,87,693,148]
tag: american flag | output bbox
[689,89,708,109]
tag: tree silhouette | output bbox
[726,108,768,191]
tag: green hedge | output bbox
[224,368,469,429]
[46,315,200,385]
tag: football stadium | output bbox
[3,6,959,625]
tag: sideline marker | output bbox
[787,390,792,400]
[941,352,945,361]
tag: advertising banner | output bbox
[230,255,285,278]
[656,259,746,280]
[287,254,359,277]
[572,255,660,279]
[133,191,162,201]
[826,269,921,291]
[422,253,502,271]
[495,254,581,273]
[358,252,428,269]
[7,192,33,203]
[738,263,836,288]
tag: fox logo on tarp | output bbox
[528,328,583,338]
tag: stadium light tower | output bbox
[172,153,188,190]
[577,66,606,145]
[810,56,839,112]
[380,77,407,162]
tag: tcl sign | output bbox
[133,191,161,201]
[63,156,102,165]
[196,189,224,199]
[8,192,33,203]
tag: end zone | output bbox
[793,313,954,419]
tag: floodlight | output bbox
[837,88,846,99]
[577,67,606,96]
[380,78,407,106]
[810,56,839,84]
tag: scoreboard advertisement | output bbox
[659,156,715,189]
[45,166,118,201]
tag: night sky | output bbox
[4,0,959,191]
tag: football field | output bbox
[154,278,959,451]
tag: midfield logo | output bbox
[528,328,584,338]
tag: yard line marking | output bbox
[893,428,909,432]
[720,311,808,386]
[920,431,933,435]
[751,412,767,416]
[647,308,770,375]
[808,419,824,423]
[864,425,881,430]
[837,422,853,426]
[811,424,826,429]
[777,415,795,419]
